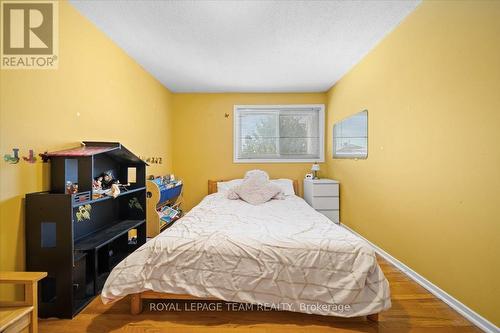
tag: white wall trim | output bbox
[341,224,498,333]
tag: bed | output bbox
[101,179,390,321]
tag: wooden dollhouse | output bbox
[25,142,147,318]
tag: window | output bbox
[127,167,137,183]
[234,105,325,163]
[333,110,368,159]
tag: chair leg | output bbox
[367,313,379,322]
[130,293,143,315]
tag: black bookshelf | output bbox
[25,142,147,318]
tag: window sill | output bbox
[234,158,325,163]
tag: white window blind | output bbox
[234,105,325,163]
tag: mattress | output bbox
[101,193,391,317]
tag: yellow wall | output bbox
[1,0,498,325]
[172,93,326,210]
[0,0,174,297]
[325,0,500,325]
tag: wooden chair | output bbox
[0,272,47,333]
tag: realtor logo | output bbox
[1,0,58,69]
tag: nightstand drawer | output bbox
[311,196,339,210]
[318,209,339,223]
[313,183,339,196]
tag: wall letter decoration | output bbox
[22,149,37,163]
[39,151,50,163]
[4,148,20,164]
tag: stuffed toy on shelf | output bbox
[92,171,121,198]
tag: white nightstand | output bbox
[303,179,340,224]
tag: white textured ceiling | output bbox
[69,0,420,93]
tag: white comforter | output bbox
[101,193,391,317]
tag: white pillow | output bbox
[228,170,284,205]
[244,169,269,182]
[271,179,295,196]
[217,179,243,192]
[228,182,283,205]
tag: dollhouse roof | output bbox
[45,142,147,165]
[46,146,115,157]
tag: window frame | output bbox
[233,104,325,163]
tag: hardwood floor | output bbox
[39,256,482,333]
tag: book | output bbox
[158,206,179,224]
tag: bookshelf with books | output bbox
[146,176,183,237]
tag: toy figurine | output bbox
[101,172,114,189]
[101,171,120,198]
[93,176,102,190]
[92,177,103,199]
[91,172,120,198]
[66,181,72,194]
[66,181,79,194]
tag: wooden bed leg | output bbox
[367,313,379,322]
[130,293,143,315]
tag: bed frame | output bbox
[129,179,379,322]
[207,179,299,195]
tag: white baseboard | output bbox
[341,224,498,333]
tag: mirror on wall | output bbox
[333,110,368,159]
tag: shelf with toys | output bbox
[25,141,147,318]
[72,186,146,207]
